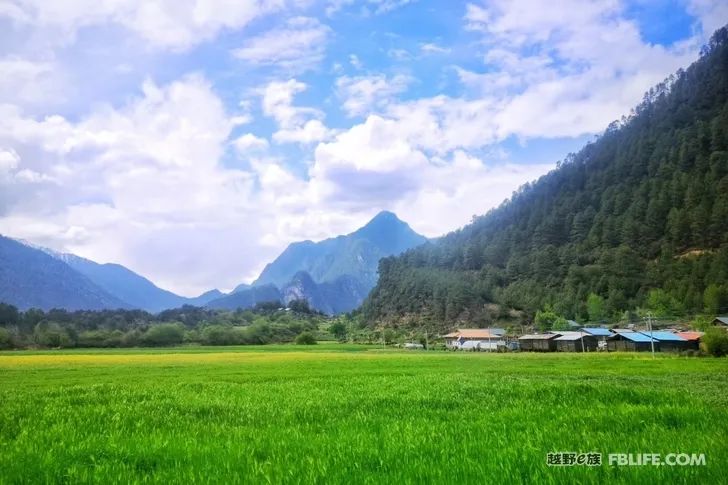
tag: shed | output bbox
[640,330,689,352]
[712,317,728,327]
[607,331,657,352]
[444,329,506,348]
[554,332,598,352]
[518,333,559,352]
[582,327,613,338]
[675,331,703,350]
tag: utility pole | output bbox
[425,330,428,350]
[644,312,656,358]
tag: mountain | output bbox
[362,27,728,329]
[54,253,223,312]
[206,284,282,310]
[0,235,130,311]
[237,211,427,314]
[280,271,369,315]
[4,240,222,312]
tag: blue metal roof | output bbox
[616,331,655,343]
[583,327,612,336]
[639,331,686,342]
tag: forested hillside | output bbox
[362,27,728,328]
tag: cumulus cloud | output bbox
[259,79,334,144]
[1,0,291,50]
[232,17,330,72]
[335,74,412,117]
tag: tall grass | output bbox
[1,349,726,484]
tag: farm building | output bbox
[607,331,657,352]
[444,329,506,349]
[712,317,728,327]
[518,334,559,352]
[675,331,703,350]
[582,327,613,338]
[553,332,598,352]
[457,339,507,351]
[641,331,690,352]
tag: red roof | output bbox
[676,331,704,341]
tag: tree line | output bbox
[0,300,327,349]
[361,26,728,331]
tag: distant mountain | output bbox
[232,211,427,314]
[280,271,369,315]
[206,284,282,310]
[51,253,223,313]
[254,211,427,290]
[0,235,129,311]
[3,239,222,313]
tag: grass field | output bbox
[1,347,727,484]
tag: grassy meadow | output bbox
[1,347,727,484]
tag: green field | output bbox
[1,347,726,484]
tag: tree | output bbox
[701,327,728,357]
[0,327,13,349]
[295,331,317,345]
[535,308,560,332]
[0,303,19,327]
[586,293,605,322]
[142,323,185,346]
[328,321,347,341]
[704,284,726,315]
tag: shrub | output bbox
[142,323,185,347]
[295,332,317,345]
[0,327,13,349]
[701,327,728,357]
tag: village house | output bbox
[675,331,703,351]
[553,331,598,352]
[712,317,728,328]
[518,333,559,352]
[607,330,657,352]
[644,331,690,352]
[443,329,506,349]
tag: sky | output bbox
[0,0,726,296]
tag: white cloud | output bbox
[0,75,268,295]
[233,133,269,153]
[1,0,290,50]
[687,0,728,37]
[260,79,334,144]
[232,17,330,72]
[336,74,412,117]
[420,42,450,54]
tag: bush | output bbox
[33,321,73,348]
[0,327,13,349]
[701,327,728,357]
[295,332,317,345]
[142,323,185,346]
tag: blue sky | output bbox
[0,0,726,295]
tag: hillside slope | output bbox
[0,236,130,311]
[362,27,728,327]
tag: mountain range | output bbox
[0,211,427,314]
[205,211,427,313]
[361,27,728,329]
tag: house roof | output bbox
[639,330,686,342]
[445,329,504,339]
[675,331,704,341]
[610,331,655,343]
[519,333,559,340]
[714,317,728,325]
[554,332,594,341]
[582,327,613,336]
